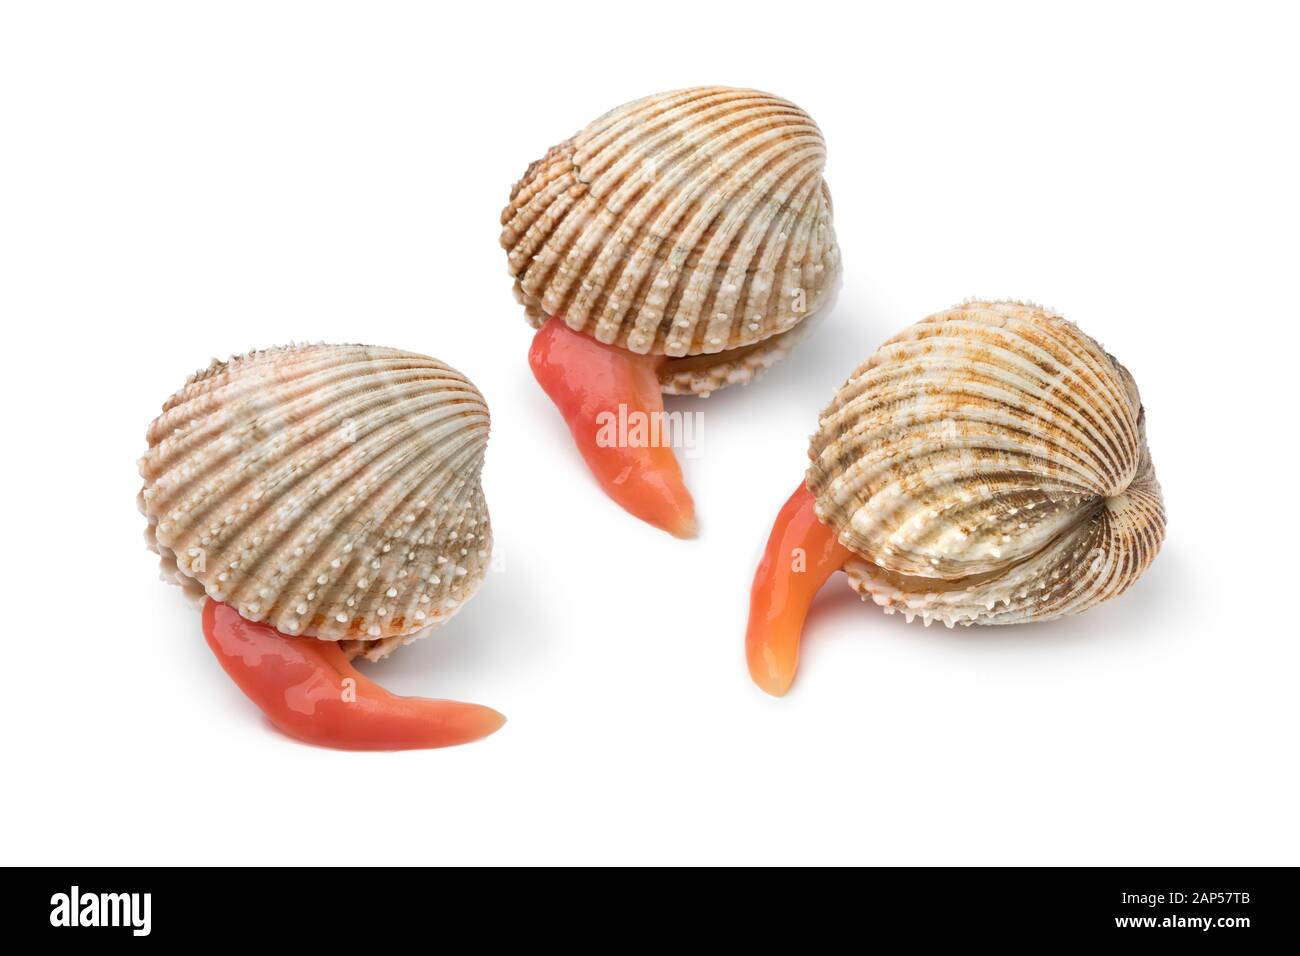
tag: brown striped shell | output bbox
[500,86,841,397]
[807,300,1165,626]
[139,344,492,661]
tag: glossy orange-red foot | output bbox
[202,599,505,750]
[529,317,696,538]
[746,481,854,696]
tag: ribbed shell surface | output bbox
[807,301,1165,626]
[500,86,841,378]
[139,345,492,659]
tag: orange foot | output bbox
[746,481,853,696]
[202,599,505,750]
[529,317,696,538]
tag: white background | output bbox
[3,1,1297,865]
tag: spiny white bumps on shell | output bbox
[807,300,1165,627]
[139,345,492,661]
[500,86,841,396]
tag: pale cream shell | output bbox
[808,300,1165,626]
[139,344,492,660]
[500,86,841,396]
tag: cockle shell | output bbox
[500,86,841,397]
[139,344,492,661]
[807,300,1165,627]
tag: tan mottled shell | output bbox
[139,345,492,661]
[808,300,1165,627]
[500,86,841,397]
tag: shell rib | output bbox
[807,300,1165,627]
[139,344,492,661]
[500,86,841,396]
